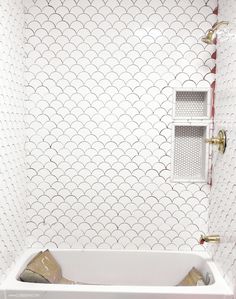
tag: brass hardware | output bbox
[206,129,227,154]
[199,234,220,245]
[202,21,229,44]
[202,30,215,45]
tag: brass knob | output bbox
[206,130,226,154]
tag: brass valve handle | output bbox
[206,137,222,145]
[206,130,226,154]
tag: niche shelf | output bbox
[172,124,209,182]
[171,88,211,183]
[173,88,211,120]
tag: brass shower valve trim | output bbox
[206,129,227,154]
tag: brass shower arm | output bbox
[202,21,229,44]
[212,21,229,32]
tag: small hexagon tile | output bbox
[209,0,236,294]
[24,0,217,251]
[0,0,27,281]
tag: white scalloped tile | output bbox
[25,0,217,250]
[209,0,236,295]
[0,0,27,282]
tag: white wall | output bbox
[209,0,236,294]
[0,0,27,281]
[25,0,217,250]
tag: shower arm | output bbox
[211,21,229,32]
[202,21,230,44]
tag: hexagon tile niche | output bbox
[209,0,236,295]
[25,0,217,250]
[0,1,27,281]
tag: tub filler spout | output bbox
[199,235,220,245]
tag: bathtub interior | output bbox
[0,250,233,299]
[15,250,214,287]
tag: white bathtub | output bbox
[0,249,233,299]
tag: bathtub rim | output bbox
[0,249,233,296]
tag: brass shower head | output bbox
[202,21,229,44]
[202,30,215,44]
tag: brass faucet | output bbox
[199,235,220,245]
[206,130,226,153]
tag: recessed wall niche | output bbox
[172,88,211,182]
[173,88,211,120]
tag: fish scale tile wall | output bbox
[0,0,27,281]
[209,0,236,294]
[25,0,217,250]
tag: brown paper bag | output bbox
[177,267,205,286]
[20,250,75,284]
